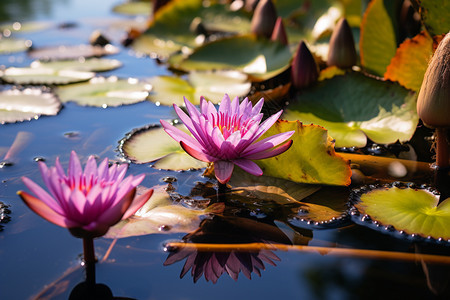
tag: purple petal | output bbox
[245,110,283,145]
[218,94,231,114]
[241,130,295,156]
[214,160,234,184]
[180,141,216,162]
[232,159,263,176]
[251,98,264,116]
[184,97,201,122]
[244,140,293,160]
[161,120,204,151]
[121,187,153,220]
[96,188,135,227]
[21,176,63,215]
[68,151,82,188]
[230,95,240,115]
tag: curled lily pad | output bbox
[55,77,151,107]
[119,124,207,170]
[30,58,122,72]
[147,70,251,106]
[351,184,450,243]
[283,72,418,147]
[0,87,61,124]
[0,37,32,54]
[0,67,95,85]
[28,44,119,60]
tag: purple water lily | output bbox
[18,151,153,239]
[160,94,294,184]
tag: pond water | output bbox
[1,1,449,299]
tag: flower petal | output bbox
[180,141,216,162]
[232,159,263,176]
[21,176,63,215]
[218,94,231,114]
[96,188,135,227]
[244,140,293,160]
[160,120,204,151]
[214,160,234,184]
[121,187,154,220]
[241,130,295,156]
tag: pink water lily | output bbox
[160,94,294,184]
[18,151,153,239]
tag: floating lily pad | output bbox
[0,21,51,33]
[0,38,32,54]
[283,72,418,148]
[0,67,95,85]
[119,124,208,170]
[256,120,352,186]
[112,0,152,16]
[173,34,292,81]
[30,58,122,72]
[28,44,119,60]
[132,0,250,58]
[419,0,450,36]
[0,88,61,124]
[352,184,450,242]
[105,185,225,238]
[55,77,151,107]
[147,70,251,106]
[384,31,434,92]
[360,0,402,76]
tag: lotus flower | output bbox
[160,94,294,184]
[18,151,153,239]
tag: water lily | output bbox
[18,151,153,239]
[160,94,294,184]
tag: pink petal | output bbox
[68,151,82,189]
[251,98,264,116]
[184,97,201,122]
[160,120,204,151]
[96,188,135,227]
[180,141,216,162]
[214,160,234,184]
[244,140,293,160]
[241,130,295,156]
[83,155,98,182]
[18,191,69,228]
[246,111,282,145]
[21,176,63,215]
[230,95,240,115]
[121,188,154,220]
[232,159,263,176]
[218,94,231,114]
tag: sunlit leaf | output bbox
[105,185,225,238]
[112,0,151,16]
[30,58,122,72]
[256,120,352,186]
[283,72,418,147]
[28,44,119,60]
[0,88,61,124]
[354,186,450,241]
[147,70,251,106]
[0,38,31,54]
[384,31,434,92]
[360,0,402,76]
[55,77,151,107]
[419,0,450,36]
[0,67,95,85]
[119,124,208,170]
[174,34,292,81]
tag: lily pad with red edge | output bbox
[0,87,61,124]
[147,70,251,106]
[351,183,450,244]
[419,0,450,36]
[384,31,434,92]
[283,71,418,148]
[55,77,151,107]
[173,34,292,82]
[0,67,95,85]
[256,120,352,186]
[28,44,119,60]
[119,124,207,170]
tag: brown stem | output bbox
[83,237,96,287]
[435,127,449,169]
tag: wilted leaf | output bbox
[0,88,61,124]
[354,186,450,241]
[384,31,434,92]
[0,67,95,85]
[283,72,418,147]
[31,58,122,72]
[256,120,352,186]
[119,124,207,170]
[55,77,151,107]
[147,70,251,106]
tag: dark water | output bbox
[1,1,449,299]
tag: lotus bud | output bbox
[250,0,278,38]
[245,0,260,12]
[327,18,357,68]
[271,17,288,46]
[291,41,319,89]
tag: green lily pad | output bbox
[283,72,418,148]
[112,0,152,16]
[0,38,32,54]
[0,21,51,33]
[419,0,450,36]
[147,70,251,106]
[30,58,122,72]
[132,0,250,58]
[28,44,119,60]
[119,124,208,170]
[173,34,292,81]
[0,67,95,85]
[256,120,352,186]
[360,0,402,76]
[353,185,450,241]
[384,31,434,92]
[55,77,151,107]
[0,88,61,124]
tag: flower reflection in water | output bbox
[164,215,305,283]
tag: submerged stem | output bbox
[83,237,96,287]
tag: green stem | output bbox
[83,237,96,288]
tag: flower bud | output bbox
[416,33,450,128]
[327,18,357,68]
[291,41,319,89]
[271,17,288,46]
[250,0,278,38]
